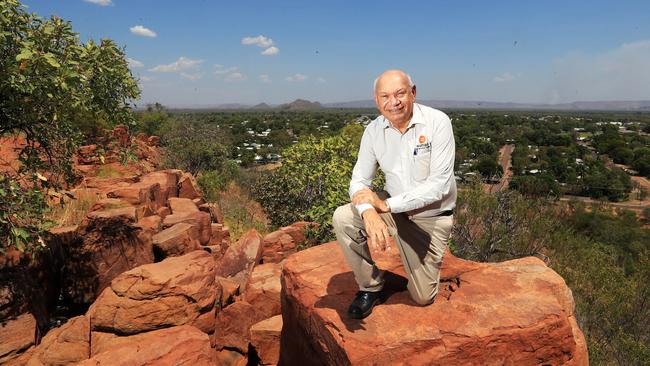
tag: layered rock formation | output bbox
[280,242,589,366]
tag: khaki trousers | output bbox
[332,203,453,305]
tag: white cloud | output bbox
[127,58,144,68]
[148,57,203,72]
[181,72,203,81]
[83,0,113,6]
[241,35,274,48]
[261,46,279,56]
[286,73,307,82]
[214,65,238,75]
[139,76,155,82]
[259,74,271,83]
[214,65,245,81]
[130,25,157,38]
[316,77,326,84]
[493,72,517,82]
[242,35,280,56]
[225,72,246,82]
[548,40,650,102]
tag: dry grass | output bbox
[47,188,104,227]
[96,165,127,179]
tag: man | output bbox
[332,70,457,319]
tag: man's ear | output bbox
[411,85,417,99]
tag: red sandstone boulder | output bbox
[79,325,216,365]
[244,262,283,319]
[163,211,212,245]
[26,315,89,366]
[215,229,263,290]
[211,301,267,353]
[152,223,201,259]
[87,250,218,335]
[0,313,36,364]
[199,202,224,224]
[261,231,296,264]
[106,181,163,216]
[178,172,202,199]
[216,349,247,366]
[279,221,315,244]
[168,197,199,214]
[216,276,240,307]
[279,242,589,366]
[139,170,181,202]
[250,315,282,366]
[62,209,154,306]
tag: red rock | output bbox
[163,211,212,245]
[156,206,171,219]
[250,315,282,366]
[199,202,224,224]
[261,231,296,264]
[89,331,118,356]
[111,124,130,147]
[193,197,206,206]
[87,250,219,335]
[63,210,154,306]
[216,276,240,307]
[79,325,216,365]
[279,221,313,243]
[211,301,267,353]
[0,313,35,364]
[279,242,589,366]
[136,215,162,234]
[139,170,180,202]
[244,262,282,319]
[178,172,202,199]
[106,181,162,215]
[147,135,161,147]
[216,349,247,366]
[215,230,263,290]
[27,315,90,365]
[168,197,199,214]
[89,198,130,213]
[87,206,136,221]
[152,223,201,259]
[190,306,218,335]
[4,347,34,366]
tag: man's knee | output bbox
[409,284,438,306]
[332,204,352,229]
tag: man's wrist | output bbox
[383,199,391,213]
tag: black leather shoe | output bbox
[348,291,382,319]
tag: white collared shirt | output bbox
[350,103,457,217]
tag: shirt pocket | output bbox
[413,152,431,181]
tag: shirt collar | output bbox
[380,103,425,130]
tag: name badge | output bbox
[414,135,431,156]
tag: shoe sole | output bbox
[348,297,383,319]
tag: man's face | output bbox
[374,73,416,127]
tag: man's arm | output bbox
[386,115,455,213]
[349,127,378,217]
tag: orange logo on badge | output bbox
[418,135,426,144]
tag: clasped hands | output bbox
[351,189,392,254]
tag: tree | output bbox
[0,0,140,253]
[253,124,371,241]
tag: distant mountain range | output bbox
[324,99,650,111]
[167,99,650,111]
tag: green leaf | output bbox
[15,48,33,61]
[43,53,60,68]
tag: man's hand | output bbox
[361,209,391,253]
[352,189,390,213]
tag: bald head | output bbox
[373,70,417,128]
[373,70,414,93]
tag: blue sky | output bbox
[22,0,650,107]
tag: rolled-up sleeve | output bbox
[349,126,378,216]
[386,116,455,213]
